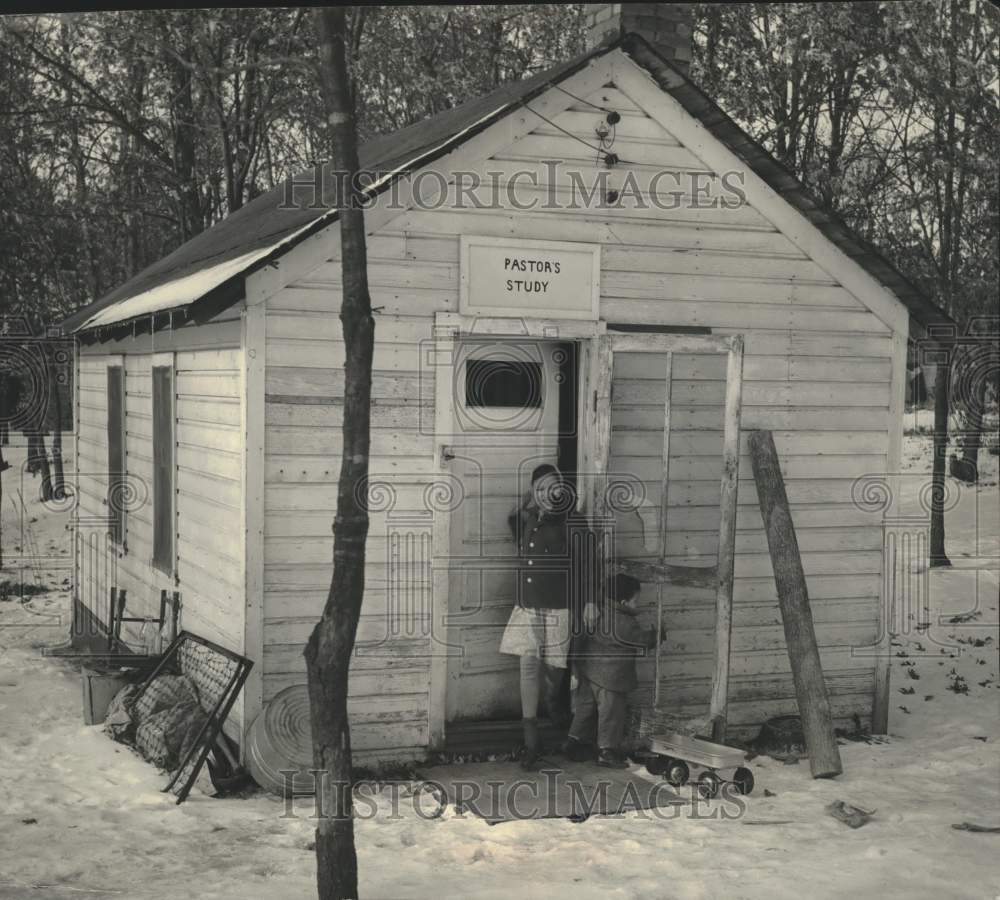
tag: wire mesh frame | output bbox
[109,588,180,649]
[131,630,253,804]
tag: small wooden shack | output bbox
[62,15,952,763]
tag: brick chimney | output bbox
[585,3,694,75]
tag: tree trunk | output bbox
[47,343,66,499]
[909,365,928,407]
[930,355,951,567]
[305,8,375,900]
[61,16,100,304]
[748,430,843,779]
[0,376,10,446]
[51,409,65,501]
[37,433,53,502]
[953,364,989,484]
[160,13,204,240]
[0,442,4,569]
[26,433,42,476]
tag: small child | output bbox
[565,573,658,768]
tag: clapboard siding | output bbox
[381,209,804,258]
[644,666,875,736]
[75,334,246,732]
[257,76,901,753]
[462,83,884,733]
[68,68,913,760]
[579,86,886,727]
[262,294,440,761]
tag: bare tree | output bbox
[696,1,999,567]
[47,340,66,499]
[304,7,375,899]
[929,342,952,567]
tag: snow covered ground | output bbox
[0,437,997,900]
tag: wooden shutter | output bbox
[152,365,174,574]
[106,366,125,544]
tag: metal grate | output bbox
[130,631,252,804]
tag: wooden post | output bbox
[873,328,908,734]
[710,337,743,742]
[591,334,612,520]
[654,351,672,706]
[748,429,843,778]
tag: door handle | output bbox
[441,445,456,464]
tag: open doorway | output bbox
[444,338,578,733]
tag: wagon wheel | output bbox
[733,766,755,795]
[697,770,720,799]
[665,759,690,788]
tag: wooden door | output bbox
[594,332,744,737]
[445,339,564,722]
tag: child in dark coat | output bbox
[565,573,657,768]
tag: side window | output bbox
[152,365,175,575]
[106,366,126,546]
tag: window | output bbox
[106,366,126,545]
[465,358,542,408]
[152,365,175,574]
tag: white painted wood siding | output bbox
[263,289,438,761]
[75,329,246,729]
[261,77,901,751]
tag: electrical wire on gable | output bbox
[521,100,625,169]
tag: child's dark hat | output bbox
[530,463,560,484]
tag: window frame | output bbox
[151,356,176,576]
[106,361,126,547]
[463,357,544,410]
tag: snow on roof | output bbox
[75,98,513,334]
[60,49,598,337]
[79,248,271,330]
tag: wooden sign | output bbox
[459,236,600,320]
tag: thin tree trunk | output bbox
[0,442,4,569]
[45,341,66,499]
[27,433,41,475]
[51,391,65,501]
[953,389,986,483]
[305,8,374,900]
[953,351,990,483]
[930,355,951,567]
[62,17,99,303]
[51,431,65,499]
[158,12,203,240]
[0,377,10,447]
[37,433,53,502]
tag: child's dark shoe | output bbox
[597,748,628,769]
[519,746,542,771]
[519,717,541,771]
[562,736,592,762]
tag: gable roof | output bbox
[60,45,607,335]
[62,35,953,336]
